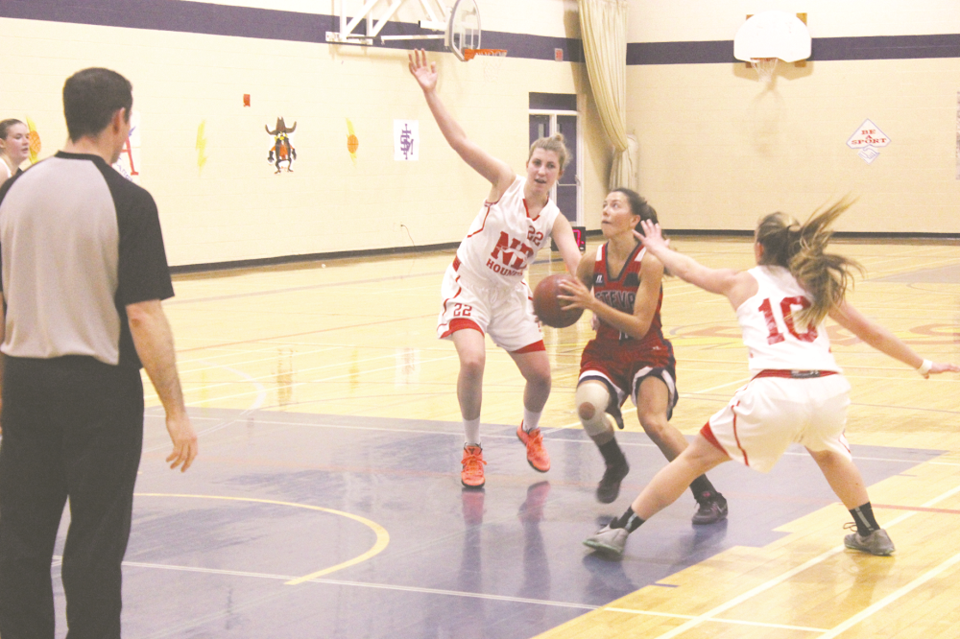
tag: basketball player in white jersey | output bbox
[408,50,582,488]
[584,200,959,558]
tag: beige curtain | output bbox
[578,0,637,190]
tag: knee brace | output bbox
[576,382,613,437]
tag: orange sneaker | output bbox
[516,424,550,472]
[461,445,487,488]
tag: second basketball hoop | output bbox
[733,10,811,84]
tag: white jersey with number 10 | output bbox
[736,265,842,374]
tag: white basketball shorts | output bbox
[436,263,544,353]
[702,373,852,473]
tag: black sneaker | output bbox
[596,459,629,504]
[692,492,728,525]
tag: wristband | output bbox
[917,359,933,376]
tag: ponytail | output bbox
[756,198,863,327]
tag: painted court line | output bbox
[132,493,390,585]
[115,559,599,612]
[603,607,826,633]
[816,550,960,638]
[637,482,960,639]
[181,414,952,470]
[109,558,847,632]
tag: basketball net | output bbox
[751,57,779,84]
[464,48,507,83]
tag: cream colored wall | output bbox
[629,0,960,41]
[0,0,608,267]
[626,2,960,233]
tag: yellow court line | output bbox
[133,493,389,586]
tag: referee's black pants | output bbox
[0,356,144,639]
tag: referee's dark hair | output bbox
[63,68,133,142]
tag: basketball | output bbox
[533,274,583,328]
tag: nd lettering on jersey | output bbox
[490,231,535,269]
[759,296,818,344]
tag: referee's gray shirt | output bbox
[0,151,174,369]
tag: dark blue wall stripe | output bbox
[529,92,577,110]
[628,34,960,65]
[813,34,960,61]
[3,2,953,65]
[0,0,582,61]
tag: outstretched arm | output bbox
[635,220,756,308]
[408,49,514,200]
[828,300,960,378]
[551,216,582,275]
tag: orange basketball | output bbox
[533,274,583,328]
[347,134,359,154]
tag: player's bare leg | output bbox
[807,448,893,555]
[510,349,552,472]
[585,436,728,557]
[637,377,727,523]
[452,329,485,424]
[452,329,487,487]
[576,380,629,502]
[631,436,729,519]
[635,377,687,459]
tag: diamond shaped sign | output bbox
[847,120,890,149]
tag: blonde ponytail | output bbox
[756,198,864,328]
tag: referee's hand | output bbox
[166,413,198,472]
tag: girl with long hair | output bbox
[559,189,726,523]
[584,199,958,557]
[408,50,582,488]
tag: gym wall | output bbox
[0,0,611,268]
[626,1,960,234]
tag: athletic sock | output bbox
[610,506,645,533]
[690,475,717,501]
[463,417,481,447]
[522,408,542,432]
[850,502,880,536]
[597,437,627,467]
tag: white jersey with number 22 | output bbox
[453,177,559,289]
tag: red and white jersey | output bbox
[453,177,560,289]
[592,241,670,353]
[737,265,841,374]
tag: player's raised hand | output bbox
[408,49,438,93]
[635,220,670,254]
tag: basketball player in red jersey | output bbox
[584,200,959,558]
[408,50,582,488]
[558,189,727,522]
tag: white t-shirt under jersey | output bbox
[453,176,560,289]
[736,265,841,374]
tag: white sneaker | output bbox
[583,524,628,558]
[844,528,895,556]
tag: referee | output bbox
[0,68,198,638]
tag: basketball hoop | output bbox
[750,57,779,84]
[463,48,507,82]
[733,11,810,86]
